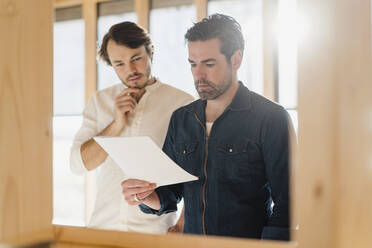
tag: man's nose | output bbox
[193,64,205,80]
[127,62,137,74]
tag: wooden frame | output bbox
[3,0,372,247]
[0,0,53,242]
[55,0,280,226]
[262,0,278,101]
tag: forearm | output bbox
[80,120,124,170]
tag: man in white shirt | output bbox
[70,21,193,234]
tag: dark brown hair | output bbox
[185,14,244,62]
[98,21,153,66]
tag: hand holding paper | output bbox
[94,136,198,187]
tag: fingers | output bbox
[119,88,146,103]
[114,96,136,116]
[114,88,147,118]
[121,179,154,188]
[123,185,155,196]
[117,102,136,115]
[137,188,155,200]
[124,190,154,205]
[121,179,156,205]
[115,95,137,108]
[119,87,141,97]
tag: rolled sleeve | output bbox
[70,142,89,175]
[139,186,181,216]
[69,94,99,175]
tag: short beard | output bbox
[121,66,152,89]
[121,75,152,89]
[195,70,232,100]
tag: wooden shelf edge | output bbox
[53,225,297,248]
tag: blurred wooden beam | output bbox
[55,0,111,9]
[194,0,207,21]
[82,0,98,103]
[53,225,297,248]
[135,0,150,30]
[55,0,82,9]
[262,0,278,101]
[297,0,372,247]
[0,0,53,242]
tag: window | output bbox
[97,0,137,90]
[278,0,298,132]
[53,6,85,226]
[208,0,264,95]
[150,0,197,96]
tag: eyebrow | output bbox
[112,53,143,64]
[188,58,217,63]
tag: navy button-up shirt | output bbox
[141,82,291,240]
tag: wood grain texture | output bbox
[135,0,149,30]
[53,225,297,248]
[54,0,111,9]
[262,0,278,101]
[297,0,372,247]
[0,0,53,241]
[55,0,82,9]
[297,0,339,247]
[194,0,207,21]
[82,0,98,225]
[83,0,98,103]
[334,1,372,247]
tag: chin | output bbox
[123,81,142,89]
[134,82,147,89]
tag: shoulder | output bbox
[82,84,124,113]
[247,90,288,119]
[171,99,201,119]
[157,82,194,101]
[95,83,124,99]
[89,83,124,106]
[250,91,284,112]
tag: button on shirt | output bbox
[70,81,194,234]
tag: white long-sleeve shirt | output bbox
[70,80,193,233]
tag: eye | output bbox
[206,63,215,68]
[115,63,124,67]
[190,63,196,68]
[132,57,142,63]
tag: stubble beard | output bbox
[195,69,233,100]
[121,66,152,89]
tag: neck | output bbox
[205,80,240,122]
[145,76,156,87]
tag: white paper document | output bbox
[94,136,198,187]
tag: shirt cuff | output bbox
[69,142,89,175]
[139,187,178,216]
[261,226,290,241]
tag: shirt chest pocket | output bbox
[174,142,200,176]
[216,140,264,182]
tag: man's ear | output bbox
[230,49,243,70]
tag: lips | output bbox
[128,74,142,82]
[197,83,212,90]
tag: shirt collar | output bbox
[226,81,252,111]
[144,78,161,93]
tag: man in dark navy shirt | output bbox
[121,14,292,241]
